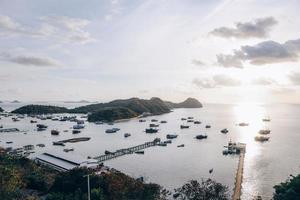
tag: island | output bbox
[11,97,203,122]
[11,100,21,103]
[12,105,69,115]
[0,107,3,112]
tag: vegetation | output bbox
[12,105,69,115]
[0,106,3,112]
[164,98,203,109]
[70,97,170,115]
[173,179,229,200]
[0,153,57,200]
[0,153,162,200]
[273,174,300,200]
[88,107,138,122]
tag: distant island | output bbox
[63,100,98,104]
[11,97,203,122]
[0,107,3,112]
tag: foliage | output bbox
[273,174,300,200]
[0,154,57,200]
[87,107,138,122]
[12,105,69,114]
[173,179,229,200]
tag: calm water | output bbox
[0,102,299,199]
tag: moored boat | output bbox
[195,135,208,139]
[221,128,228,134]
[166,134,178,139]
[180,125,189,129]
[145,128,158,133]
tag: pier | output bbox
[232,143,246,200]
[93,139,160,162]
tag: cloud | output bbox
[251,77,276,85]
[289,72,300,85]
[217,39,300,68]
[0,15,94,44]
[191,59,205,66]
[193,75,241,88]
[210,17,277,39]
[0,53,62,67]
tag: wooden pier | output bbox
[232,143,246,200]
[93,139,161,162]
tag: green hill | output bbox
[88,107,138,122]
[12,105,69,115]
[164,97,203,109]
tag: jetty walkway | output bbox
[232,143,246,200]
[93,139,160,162]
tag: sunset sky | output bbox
[0,0,299,104]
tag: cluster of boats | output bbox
[222,141,244,155]
[255,117,271,142]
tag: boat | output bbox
[195,135,208,139]
[72,130,81,134]
[151,119,158,122]
[166,134,178,139]
[255,136,269,142]
[187,120,194,123]
[105,150,113,155]
[157,143,167,146]
[135,151,144,154]
[37,127,47,131]
[73,124,85,129]
[112,128,120,132]
[194,121,201,124]
[181,118,187,121]
[259,129,271,135]
[145,128,158,133]
[6,141,13,144]
[209,168,213,174]
[139,119,146,122]
[180,125,189,129]
[262,117,271,122]
[187,117,194,119]
[177,144,185,147]
[124,133,131,138]
[238,122,249,126]
[205,125,211,128]
[94,121,104,125]
[164,140,172,144]
[30,120,37,123]
[149,123,159,127]
[53,141,65,146]
[51,130,59,135]
[160,120,167,123]
[105,129,117,133]
[63,148,74,152]
[221,128,229,134]
[37,124,47,129]
[36,144,45,147]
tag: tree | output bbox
[273,174,300,200]
[173,179,229,200]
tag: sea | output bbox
[0,102,299,200]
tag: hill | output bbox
[165,97,203,109]
[88,107,139,122]
[0,107,3,112]
[12,105,69,115]
[70,97,170,115]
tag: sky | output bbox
[0,0,300,104]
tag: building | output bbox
[35,151,99,172]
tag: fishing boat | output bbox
[53,141,65,146]
[187,117,194,119]
[157,143,167,146]
[166,134,178,139]
[187,120,194,123]
[160,120,167,123]
[30,120,37,123]
[124,133,131,138]
[196,135,208,140]
[36,144,45,147]
[259,129,271,135]
[181,118,187,121]
[51,130,59,135]
[73,124,85,129]
[262,117,271,122]
[63,148,74,152]
[149,123,159,127]
[37,124,47,129]
[151,119,158,122]
[180,125,189,129]
[238,122,249,126]
[255,136,269,142]
[205,125,211,128]
[139,119,146,122]
[145,128,158,133]
[194,121,201,124]
[135,151,144,154]
[105,129,117,133]
[221,128,229,134]
[72,130,81,134]
[177,144,185,147]
[209,168,213,174]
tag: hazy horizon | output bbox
[1,0,300,104]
